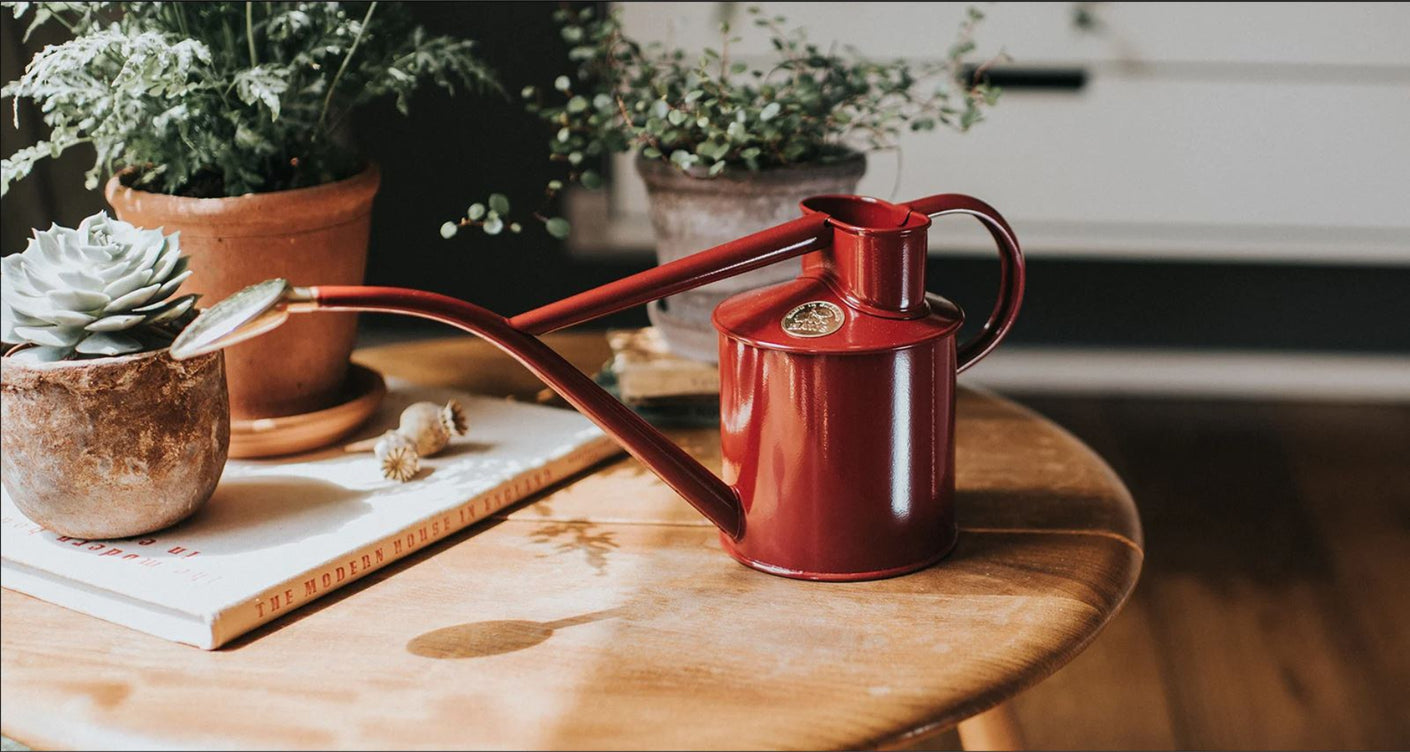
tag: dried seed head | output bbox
[397,402,451,456]
[373,429,414,459]
[379,446,420,483]
[441,399,468,437]
[375,431,420,483]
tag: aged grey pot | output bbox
[1,347,229,538]
[637,152,866,362]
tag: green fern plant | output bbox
[2,2,497,198]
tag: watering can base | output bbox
[718,525,960,582]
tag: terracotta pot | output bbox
[105,165,380,420]
[636,153,866,362]
[0,348,229,539]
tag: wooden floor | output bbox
[983,395,1410,751]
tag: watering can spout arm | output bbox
[311,286,749,539]
[170,280,746,540]
[508,214,830,335]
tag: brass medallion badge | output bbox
[781,301,846,338]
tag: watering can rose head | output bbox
[1,212,198,362]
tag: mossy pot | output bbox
[0,347,230,538]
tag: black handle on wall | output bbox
[963,66,1089,92]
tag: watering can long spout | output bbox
[310,284,751,537]
[171,194,1024,547]
[170,214,836,540]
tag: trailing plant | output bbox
[444,4,1002,239]
[2,211,197,361]
[1,1,496,198]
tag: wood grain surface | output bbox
[1007,396,1410,750]
[0,334,1142,751]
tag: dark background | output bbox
[4,2,1408,353]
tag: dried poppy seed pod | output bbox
[372,429,414,459]
[374,430,420,482]
[398,401,452,456]
[344,400,468,471]
[442,399,468,437]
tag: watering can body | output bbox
[716,289,962,579]
[713,195,1011,578]
[173,194,1023,582]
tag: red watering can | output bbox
[173,193,1024,581]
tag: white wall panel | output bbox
[592,2,1410,263]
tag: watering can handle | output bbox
[905,194,1026,374]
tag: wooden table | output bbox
[1,334,1143,750]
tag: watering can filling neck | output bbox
[801,195,932,318]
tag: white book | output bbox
[0,383,620,649]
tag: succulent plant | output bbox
[1,211,197,362]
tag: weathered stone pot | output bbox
[637,152,866,362]
[105,165,379,422]
[0,348,229,539]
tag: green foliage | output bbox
[2,211,197,360]
[1,2,497,198]
[544,217,571,239]
[532,5,1002,179]
[445,4,1002,242]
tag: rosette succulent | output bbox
[1,212,197,362]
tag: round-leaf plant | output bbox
[445,4,1003,239]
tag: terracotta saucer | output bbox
[228,363,387,459]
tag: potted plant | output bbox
[2,2,497,421]
[479,5,1001,361]
[1,212,228,538]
